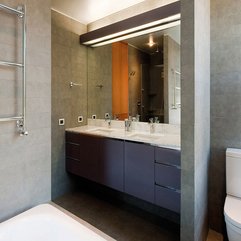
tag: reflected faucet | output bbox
[149,118,155,134]
[125,118,132,132]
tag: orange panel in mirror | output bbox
[112,42,129,120]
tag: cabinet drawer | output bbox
[66,158,81,176]
[66,132,80,144]
[155,185,180,213]
[155,163,180,190]
[155,147,180,166]
[66,143,80,160]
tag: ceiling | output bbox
[51,0,145,24]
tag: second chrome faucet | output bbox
[125,118,132,132]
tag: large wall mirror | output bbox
[82,0,181,125]
[86,23,180,124]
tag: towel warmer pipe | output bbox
[0,4,27,136]
[171,68,181,109]
[0,3,24,16]
[0,117,22,122]
[0,61,23,67]
[21,4,27,136]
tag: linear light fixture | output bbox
[92,20,180,47]
[79,1,180,47]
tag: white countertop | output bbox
[66,125,180,151]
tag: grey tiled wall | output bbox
[209,0,241,233]
[0,0,51,221]
[181,0,210,240]
[51,10,87,199]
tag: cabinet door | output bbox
[99,138,124,192]
[124,141,154,203]
[78,134,100,183]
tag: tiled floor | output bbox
[53,189,224,241]
[53,190,180,241]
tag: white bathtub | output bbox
[0,203,115,241]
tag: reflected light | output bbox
[147,35,155,47]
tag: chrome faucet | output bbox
[125,118,132,132]
[105,116,111,128]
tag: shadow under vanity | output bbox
[65,119,181,218]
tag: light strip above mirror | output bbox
[79,1,180,47]
[92,20,180,47]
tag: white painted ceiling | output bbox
[51,0,145,24]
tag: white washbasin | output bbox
[87,128,115,135]
[128,133,161,141]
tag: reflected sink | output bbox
[128,133,161,141]
[87,128,114,135]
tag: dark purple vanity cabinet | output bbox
[66,132,81,176]
[66,132,124,191]
[124,141,155,203]
[99,138,124,192]
[66,131,181,213]
[154,147,181,213]
[66,132,101,183]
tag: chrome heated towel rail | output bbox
[0,4,28,136]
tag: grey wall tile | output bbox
[51,10,87,199]
[209,0,241,234]
[181,0,210,240]
[0,0,51,222]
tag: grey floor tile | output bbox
[53,191,179,241]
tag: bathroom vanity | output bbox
[65,120,180,213]
[66,133,124,192]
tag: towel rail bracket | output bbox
[16,119,28,136]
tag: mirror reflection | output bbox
[87,24,180,124]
